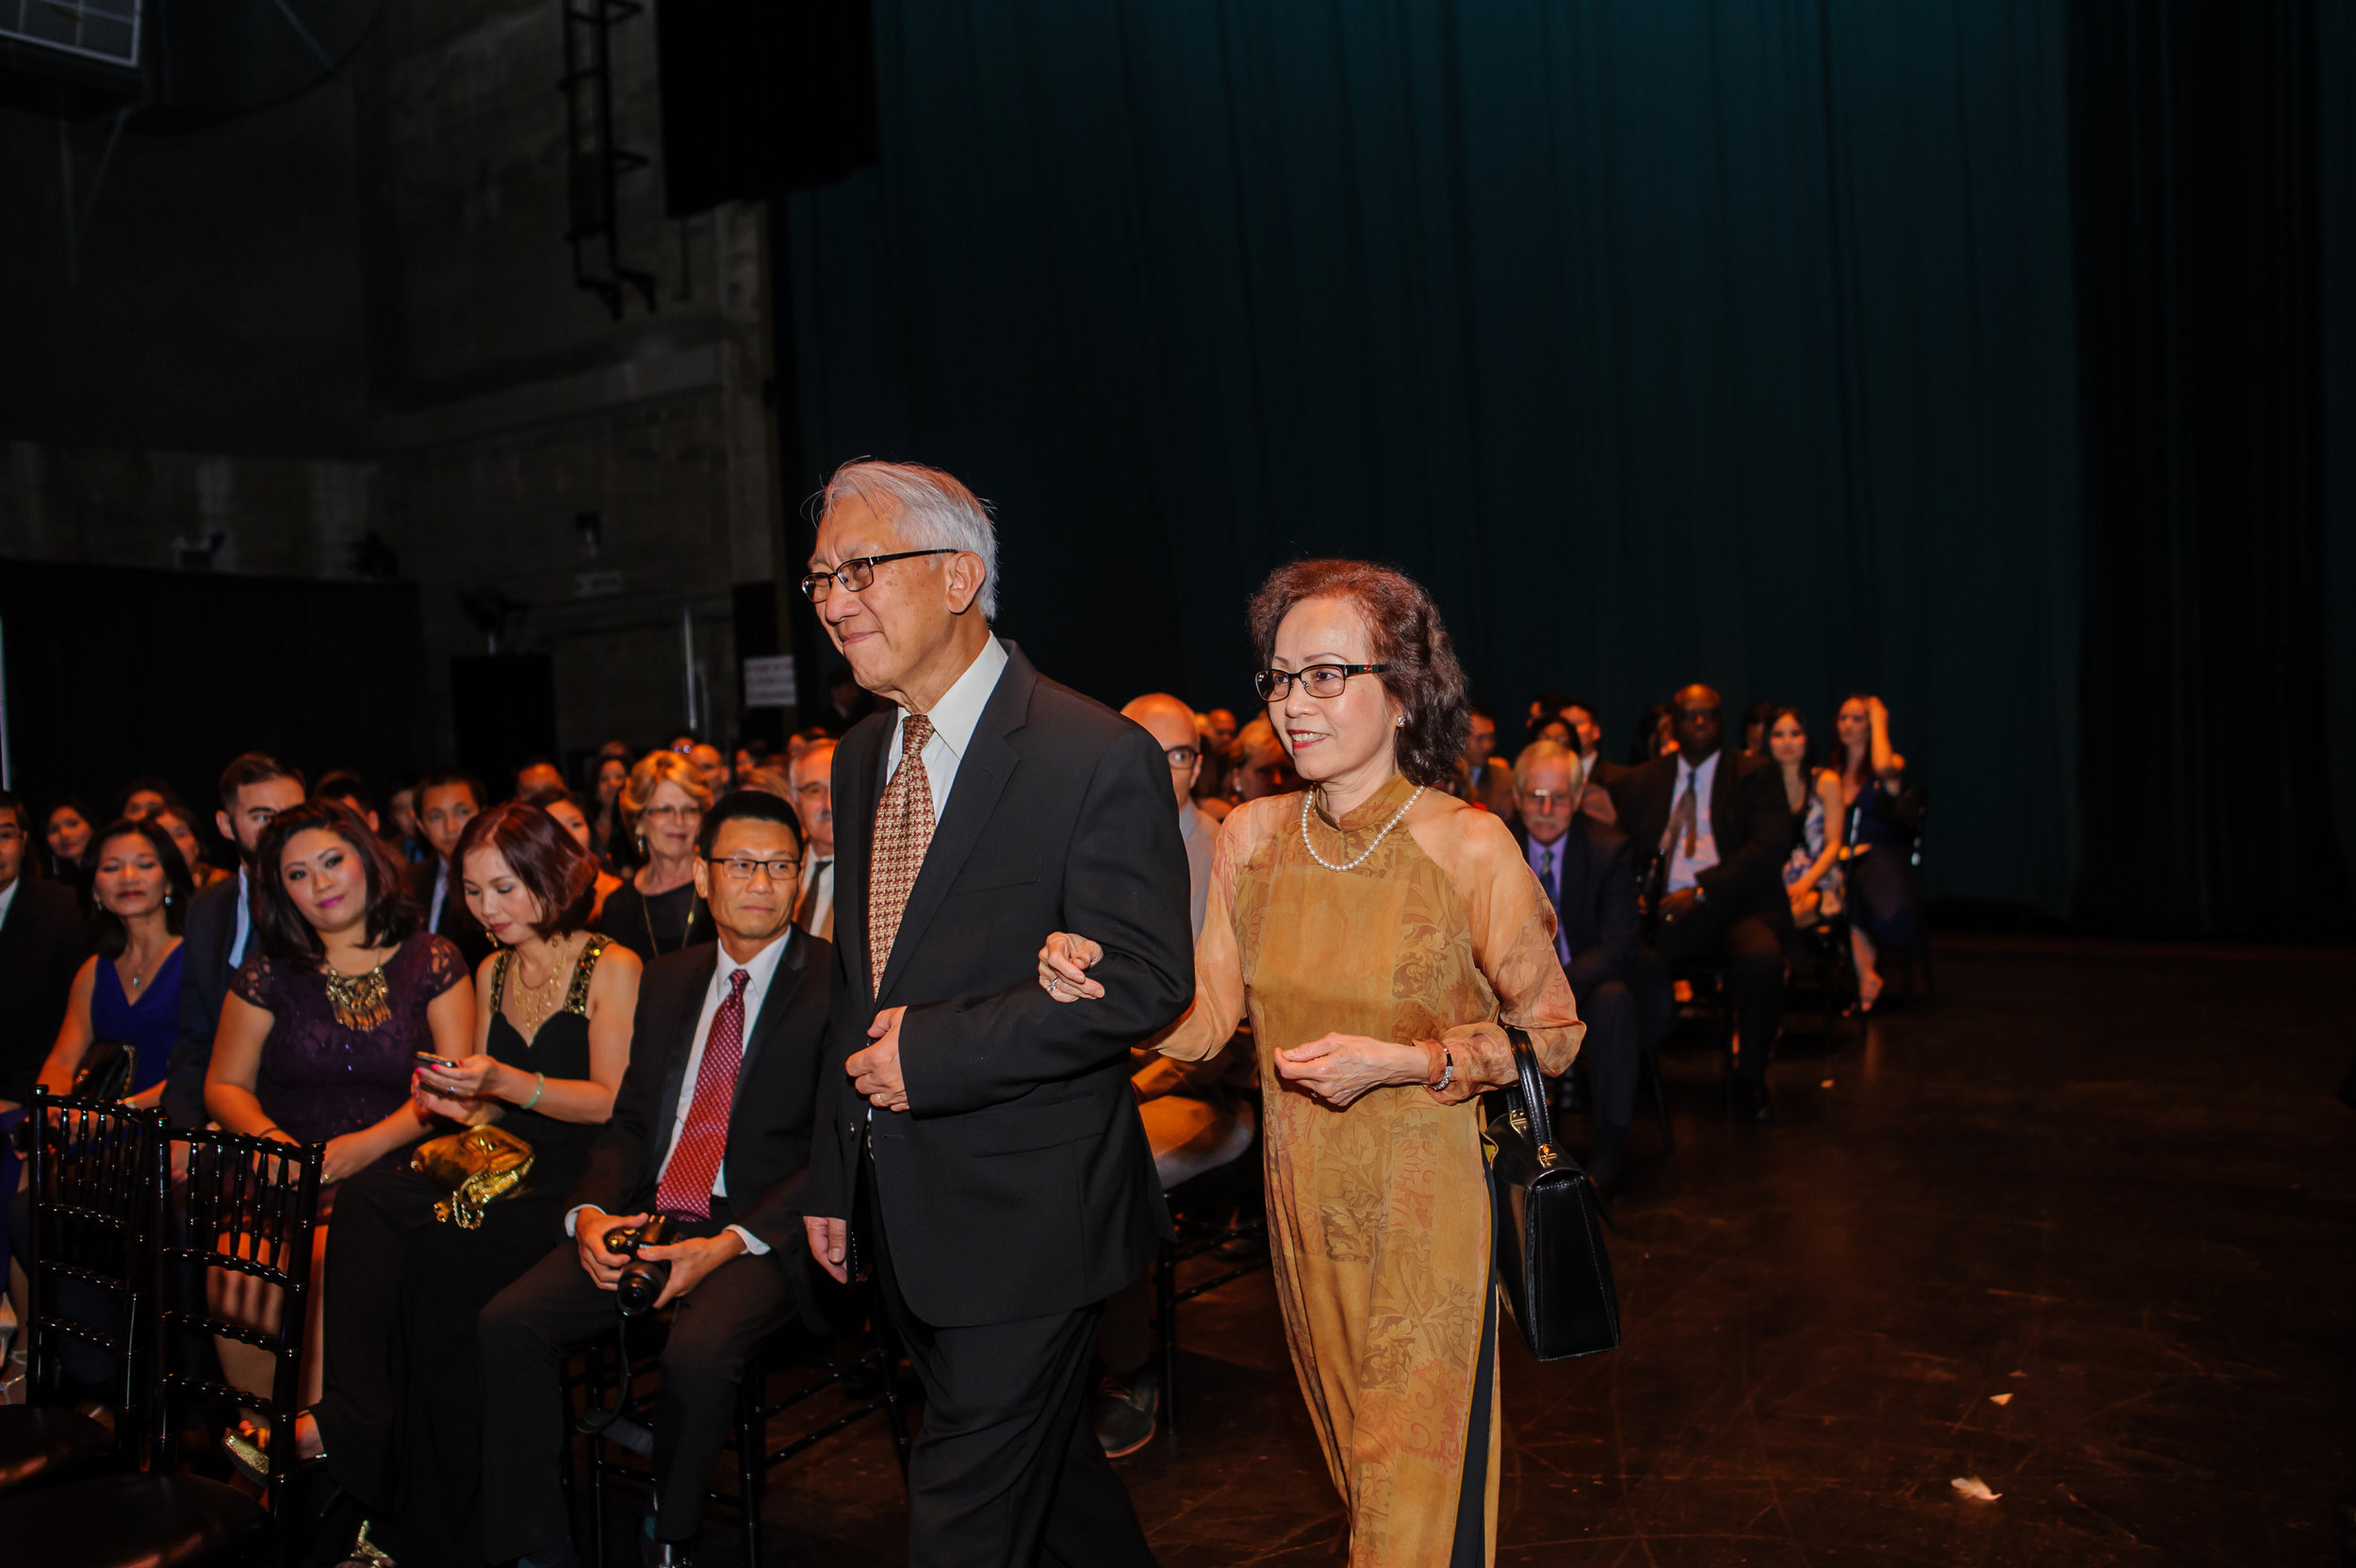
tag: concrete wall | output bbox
[0,0,784,772]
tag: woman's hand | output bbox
[1037,933,1105,1003]
[1274,1033,1431,1109]
[412,1077,481,1124]
[417,1053,507,1102]
[319,1132,376,1184]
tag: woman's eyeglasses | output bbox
[798,549,959,602]
[1252,663,1389,702]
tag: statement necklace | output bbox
[1300,783,1426,873]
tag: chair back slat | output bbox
[23,1091,161,1462]
[155,1124,324,1518]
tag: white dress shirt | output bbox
[0,875,18,931]
[1665,751,1722,893]
[227,865,254,971]
[1178,802,1217,942]
[567,929,794,1255]
[880,635,1010,815]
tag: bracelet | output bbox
[520,1072,546,1111]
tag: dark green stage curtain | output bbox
[2325,3,2356,912]
[2070,0,2352,935]
[778,0,2083,913]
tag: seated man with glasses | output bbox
[480,791,843,1568]
[1508,740,1644,1198]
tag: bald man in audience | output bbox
[1089,694,1253,1455]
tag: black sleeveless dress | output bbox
[316,936,616,1568]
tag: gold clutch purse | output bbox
[411,1124,535,1229]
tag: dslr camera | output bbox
[601,1214,676,1316]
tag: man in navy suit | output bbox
[1506,741,1644,1196]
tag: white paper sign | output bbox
[743,655,798,709]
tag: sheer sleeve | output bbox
[1412,806,1584,1104]
[1149,799,1275,1062]
[229,952,274,1011]
[418,935,467,1000]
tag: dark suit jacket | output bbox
[806,641,1194,1329]
[162,873,245,1127]
[0,877,88,1103]
[409,857,494,972]
[1610,748,1793,928]
[1509,816,1637,999]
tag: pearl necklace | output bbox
[1300,783,1426,872]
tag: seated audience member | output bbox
[113,776,183,822]
[317,801,642,1566]
[687,740,732,796]
[598,750,713,963]
[1765,708,1844,925]
[1628,703,1679,765]
[1465,707,1515,820]
[1526,688,1573,749]
[787,739,838,939]
[386,779,428,863]
[0,792,93,1113]
[34,819,193,1108]
[1741,701,1779,758]
[162,753,308,1128]
[1224,714,1298,806]
[205,799,474,1458]
[589,755,631,867]
[42,799,94,884]
[1508,742,1642,1196]
[314,770,383,834]
[734,739,771,783]
[515,758,566,800]
[1831,694,1922,1012]
[152,801,232,891]
[480,792,837,1568]
[1551,697,1622,825]
[1617,686,1792,1121]
[1092,694,1255,1454]
[528,784,625,924]
[410,770,496,969]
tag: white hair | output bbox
[819,459,999,620]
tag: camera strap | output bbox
[574,1318,656,1457]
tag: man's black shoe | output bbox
[1733,1079,1775,1123]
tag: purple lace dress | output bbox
[231,934,467,1158]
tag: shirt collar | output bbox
[0,876,18,926]
[1676,749,1721,791]
[711,925,794,1000]
[895,635,1008,764]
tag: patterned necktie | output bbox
[869,713,937,995]
[654,968,749,1218]
[1664,772,1699,858]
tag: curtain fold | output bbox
[781,0,2082,912]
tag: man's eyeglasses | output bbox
[1162,744,1200,769]
[794,781,831,800]
[710,855,803,884]
[1252,663,1389,702]
[798,549,959,603]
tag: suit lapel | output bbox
[1710,754,1742,845]
[649,947,719,1149]
[728,931,808,1120]
[875,648,1034,1004]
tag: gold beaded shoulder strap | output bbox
[564,934,611,1018]
[489,948,515,1013]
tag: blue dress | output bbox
[89,945,185,1094]
[1846,779,1922,950]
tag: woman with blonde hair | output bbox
[595,750,712,963]
[1042,559,1582,1566]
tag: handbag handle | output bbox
[1500,1024,1560,1170]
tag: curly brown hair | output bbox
[1246,559,1471,790]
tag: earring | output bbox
[1395,714,1405,728]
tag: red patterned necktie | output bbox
[868,712,938,995]
[654,967,749,1218]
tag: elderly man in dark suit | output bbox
[1611,684,1793,1122]
[480,791,840,1568]
[799,460,1193,1568]
[1506,741,1644,1195]
[159,753,307,1127]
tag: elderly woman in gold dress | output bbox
[1039,559,1582,1566]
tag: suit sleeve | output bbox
[1564,834,1636,996]
[567,972,665,1213]
[1696,762,1792,911]
[896,726,1195,1118]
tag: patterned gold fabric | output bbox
[1156,773,1582,1567]
[868,713,937,993]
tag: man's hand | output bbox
[1037,932,1106,1003]
[805,1215,848,1283]
[639,1230,747,1309]
[1658,888,1699,926]
[848,1006,909,1112]
[574,1208,644,1291]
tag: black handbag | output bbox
[1484,1026,1620,1360]
[69,1040,138,1103]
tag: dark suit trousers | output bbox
[477,1204,797,1559]
[1572,979,1640,1131]
[868,1153,1156,1568]
[1657,908,1785,1084]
